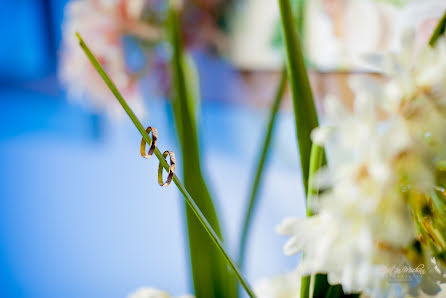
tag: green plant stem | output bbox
[300,275,311,298]
[76,33,256,298]
[238,68,287,269]
[277,0,330,296]
[305,143,324,217]
[300,143,324,298]
[312,274,331,298]
[429,11,446,47]
[167,3,238,298]
[278,0,319,195]
[325,285,343,298]
[296,0,307,38]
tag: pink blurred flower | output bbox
[59,0,156,118]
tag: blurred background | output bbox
[0,1,304,297]
[0,0,444,297]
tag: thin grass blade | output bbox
[76,32,255,298]
[238,68,287,269]
[277,0,319,195]
[167,2,239,298]
[429,11,446,47]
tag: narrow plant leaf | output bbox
[295,0,306,38]
[238,68,287,269]
[431,190,446,214]
[184,54,201,129]
[277,0,319,195]
[300,142,324,298]
[429,11,446,47]
[325,286,360,298]
[277,0,331,296]
[167,2,241,298]
[312,274,330,298]
[76,33,254,298]
[300,274,311,298]
[324,285,343,298]
[303,146,346,298]
[305,143,324,217]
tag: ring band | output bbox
[158,150,176,187]
[140,126,158,158]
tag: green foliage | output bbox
[167,2,243,298]
[373,0,414,6]
[325,285,343,298]
[277,0,318,196]
[300,143,325,298]
[238,68,287,269]
[312,274,331,298]
[272,0,306,53]
[77,30,254,298]
[429,11,446,47]
[277,1,333,296]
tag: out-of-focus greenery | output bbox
[277,0,347,297]
[272,0,304,52]
[430,11,446,47]
[373,0,414,6]
[77,27,256,297]
[238,68,287,270]
[277,0,318,194]
[167,2,240,298]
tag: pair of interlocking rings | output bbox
[140,126,176,187]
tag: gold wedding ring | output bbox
[140,126,158,158]
[158,150,176,187]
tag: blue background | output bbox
[0,1,305,297]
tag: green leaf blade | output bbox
[429,11,446,47]
[238,68,287,269]
[167,3,242,298]
[277,0,319,195]
[76,31,255,298]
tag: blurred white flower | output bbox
[306,0,398,70]
[306,0,446,70]
[127,287,193,298]
[393,0,446,50]
[254,271,301,298]
[279,33,446,297]
[59,0,152,118]
[128,288,170,298]
[229,0,282,70]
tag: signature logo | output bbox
[378,264,425,283]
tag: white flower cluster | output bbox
[254,271,301,298]
[127,287,193,298]
[59,0,148,118]
[127,273,302,298]
[306,0,446,71]
[278,33,446,297]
